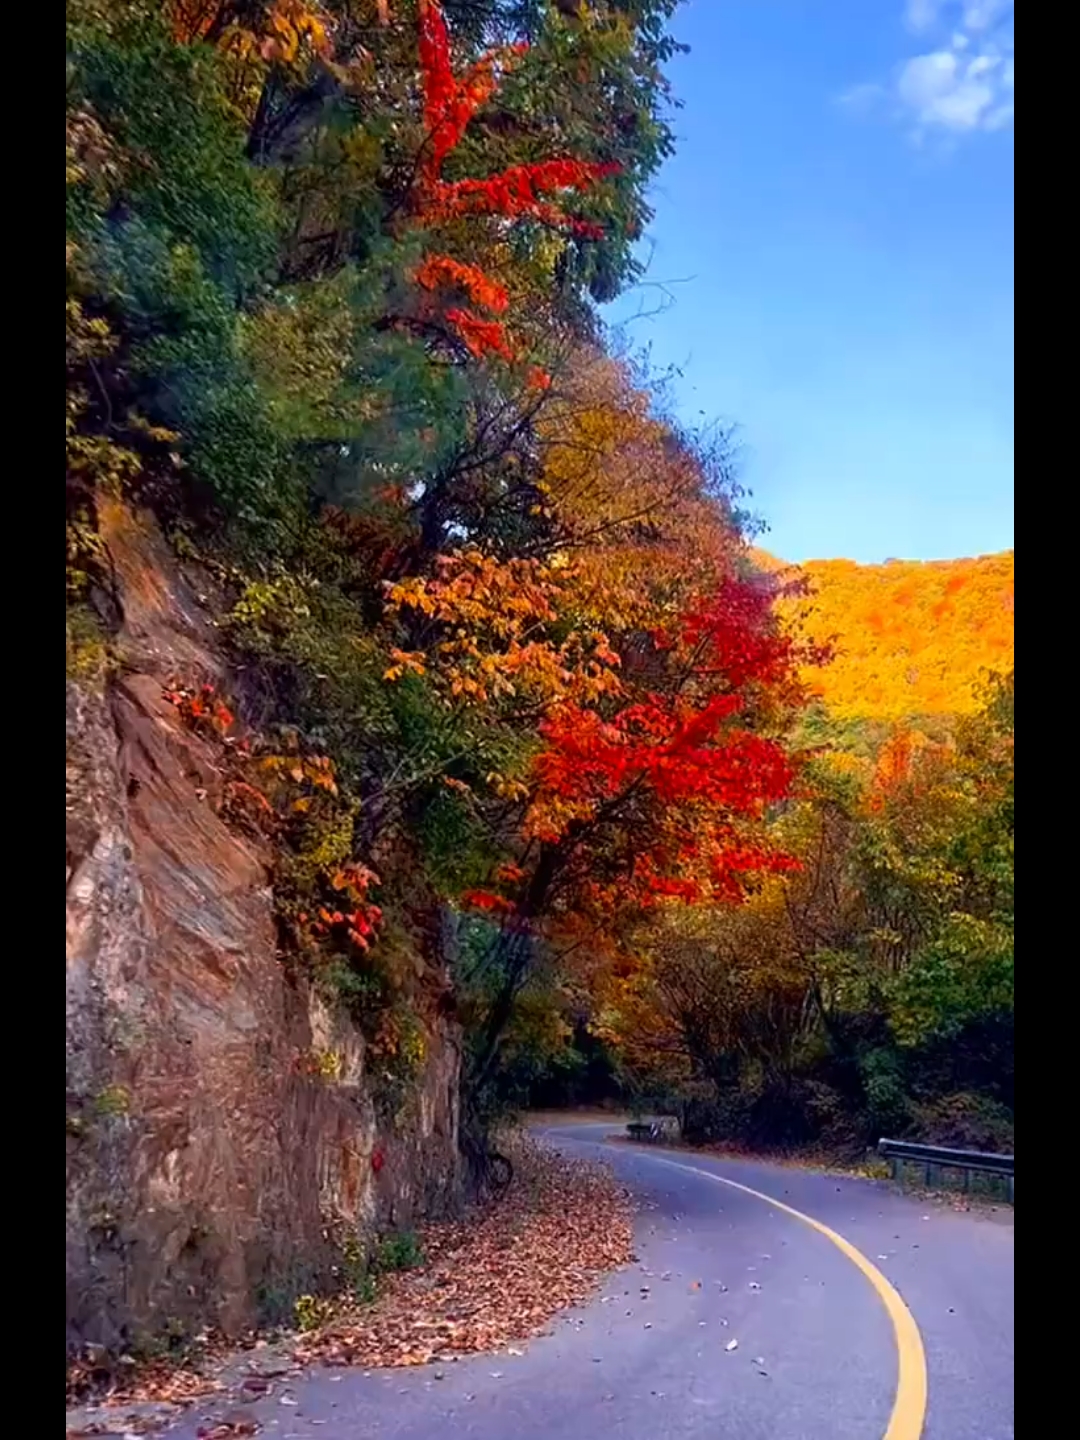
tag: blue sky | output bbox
[603,0,1014,564]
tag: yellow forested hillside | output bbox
[754,550,1014,720]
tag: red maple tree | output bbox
[463,572,811,1087]
[456,575,807,935]
[412,0,618,366]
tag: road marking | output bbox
[638,1152,928,1440]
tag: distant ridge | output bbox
[752,549,1014,720]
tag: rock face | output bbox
[66,503,461,1354]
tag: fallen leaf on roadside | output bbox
[67,1138,634,1427]
[197,1421,258,1439]
[67,1348,227,1409]
[725,1339,739,1352]
[295,1137,633,1372]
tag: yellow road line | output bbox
[641,1153,929,1440]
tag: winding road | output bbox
[170,1119,1014,1440]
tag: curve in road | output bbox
[639,1150,927,1440]
[167,1120,1013,1440]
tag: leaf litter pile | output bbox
[297,1135,634,1367]
[67,1350,228,1412]
[67,1135,633,1430]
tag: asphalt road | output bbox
[169,1121,1014,1440]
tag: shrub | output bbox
[374,1231,425,1273]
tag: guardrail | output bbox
[877,1138,1014,1200]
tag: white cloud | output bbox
[848,3,1014,140]
[961,1,1010,32]
[837,81,888,116]
[898,51,997,130]
[905,0,941,30]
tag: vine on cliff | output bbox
[162,679,390,1026]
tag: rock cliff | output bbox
[66,502,461,1354]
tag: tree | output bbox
[67,0,839,1162]
[595,669,1015,1152]
[424,569,812,1095]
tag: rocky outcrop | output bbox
[66,502,461,1354]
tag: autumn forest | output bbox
[66,0,1013,1366]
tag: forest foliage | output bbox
[586,670,1015,1154]
[755,549,1014,725]
[66,0,1013,1164]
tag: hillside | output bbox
[65,4,1013,1387]
[66,1,791,1359]
[754,550,1014,721]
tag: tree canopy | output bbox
[67,1,1013,1158]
